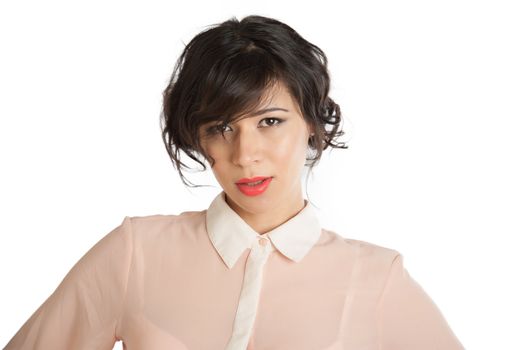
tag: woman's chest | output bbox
[120,259,358,349]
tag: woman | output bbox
[5,15,465,350]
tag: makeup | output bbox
[235,177,272,196]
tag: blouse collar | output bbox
[205,191,322,269]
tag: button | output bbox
[258,238,268,246]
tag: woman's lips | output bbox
[236,176,271,184]
[236,177,272,196]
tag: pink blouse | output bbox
[5,191,464,349]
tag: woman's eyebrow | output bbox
[206,107,290,126]
[250,107,289,116]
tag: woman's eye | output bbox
[260,117,284,127]
[206,124,231,134]
[217,124,231,132]
[206,117,283,136]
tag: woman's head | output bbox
[160,15,348,204]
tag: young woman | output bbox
[5,14,465,350]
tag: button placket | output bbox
[225,236,272,350]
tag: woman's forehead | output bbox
[204,84,293,123]
[233,83,298,119]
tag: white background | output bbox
[1,0,525,349]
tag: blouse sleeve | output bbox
[4,216,133,350]
[377,253,465,350]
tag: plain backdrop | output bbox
[1,0,525,349]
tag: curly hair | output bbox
[160,14,348,188]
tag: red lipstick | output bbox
[235,176,272,196]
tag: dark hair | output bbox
[160,14,348,189]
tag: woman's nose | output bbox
[230,128,262,166]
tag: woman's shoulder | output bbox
[127,210,204,225]
[321,228,403,294]
[123,210,206,239]
[105,211,206,257]
[322,228,401,266]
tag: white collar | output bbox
[205,191,322,269]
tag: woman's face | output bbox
[199,81,313,221]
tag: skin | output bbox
[198,81,314,235]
